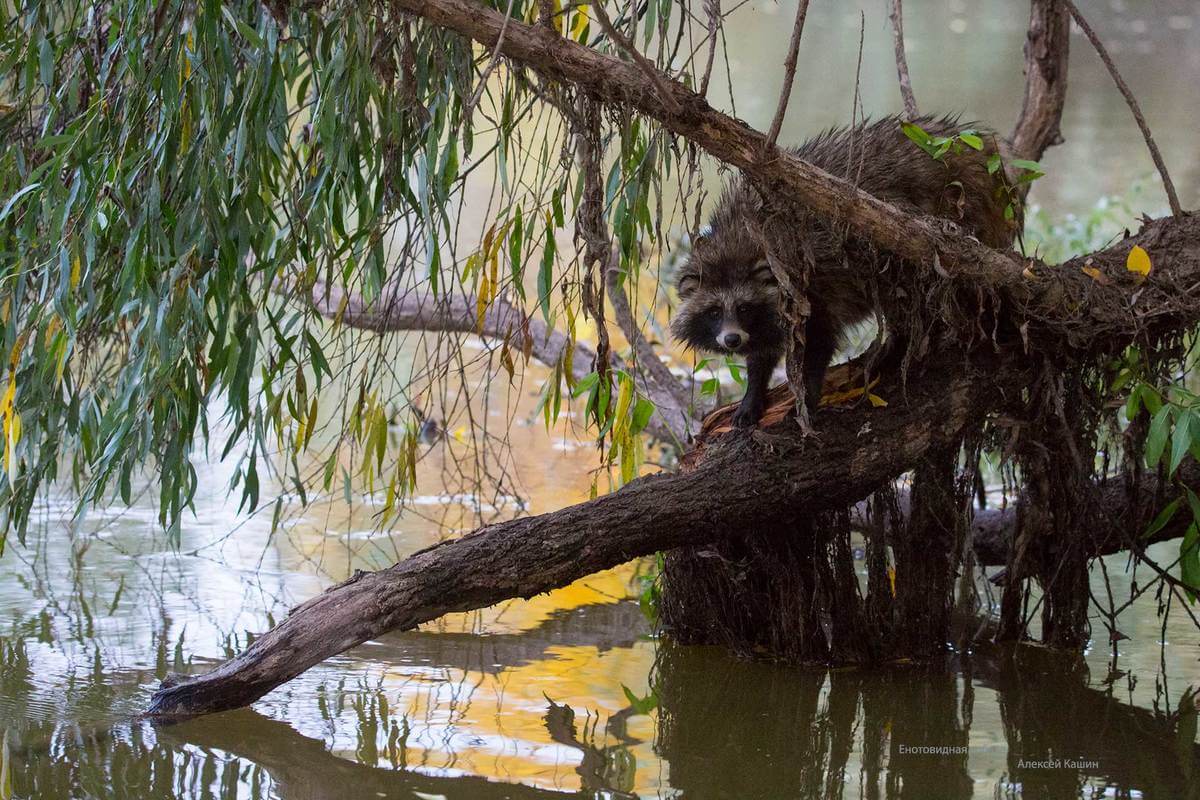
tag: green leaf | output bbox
[959,133,984,150]
[0,182,42,221]
[1141,385,1164,416]
[1169,410,1193,476]
[900,121,931,146]
[1144,496,1182,540]
[621,684,659,715]
[1010,158,1044,173]
[1146,405,1173,467]
[571,371,600,398]
[987,153,1002,175]
[1180,523,1200,602]
[537,233,556,322]
[630,397,655,434]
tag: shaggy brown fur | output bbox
[672,114,1018,426]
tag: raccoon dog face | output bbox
[670,238,786,356]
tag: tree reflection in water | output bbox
[5,599,1196,799]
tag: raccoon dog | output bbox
[671,114,1017,428]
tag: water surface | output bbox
[4,1,1200,798]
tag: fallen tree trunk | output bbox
[147,346,1011,715]
[149,210,1200,716]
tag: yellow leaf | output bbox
[571,5,590,40]
[887,566,896,597]
[1126,244,1151,277]
[453,426,467,442]
[4,412,19,476]
[818,376,882,408]
[867,393,888,408]
[476,270,491,332]
[612,374,634,436]
[0,378,13,442]
[552,0,564,34]
[70,255,81,289]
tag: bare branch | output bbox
[312,282,589,379]
[698,0,721,97]
[1010,0,1070,162]
[311,282,697,443]
[464,0,516,116]
[1063,0,1182,217]
[887,0,918,118]
[765,0,810,148]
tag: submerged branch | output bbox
[845,461,1200,569]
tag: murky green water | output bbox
[4,1,1200,798]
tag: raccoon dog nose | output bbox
[723,332,744,349]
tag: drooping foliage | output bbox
[0,0,680,547]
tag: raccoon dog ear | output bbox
[752,259,778,285]
[677,273,700,298]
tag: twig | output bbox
[464,0,516,116]
[590,2,682,114]
[1063,0,1182,217]
[765,0,810,148]
[574,98,613,416]
[887,0,918,118]
[846,11,866,188]
[698,0,721,97]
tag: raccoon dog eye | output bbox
[737,303,752,316]
[705,306,722,319]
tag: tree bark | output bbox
[1010,0,1071,163]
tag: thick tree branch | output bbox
[312,282,593,381]
[387,0,1191,350]
[1010,0,1070,163]
[391,0,1026,283]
